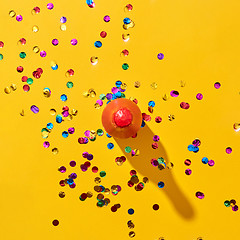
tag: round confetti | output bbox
[107,142,114,149]
[70,161,76,167]
[52,220,59,226]
[153,204,159,211]
[196,191,205,199]
[224,200,230,207]
[104,15,110,22]
[129,231,135,238]
[66,81,74,88]
[122,63,129,70]
[31,105,39,113]
[23,85,30,92]
[60,16,67,23]
[33,46,40,53]
[155,116,162,123]
[180,102,190,109]
[226,147,232,154]
[158,181,165,188]
[232,205,238,211]
[19,52,26,59]
[18,38,26,45]
[196,93,203,100]
[214,82,221,89]
[185,169,192,175]
[61,94,67,101]
[148,101,155,107]
[100,31,107,38]
[157,53,164,60]
[43,141,50,148]
[47,3,54,9]
[52,39,59,46]
[32,25,39,33]
[17,66,23,73]
[100,171,106,177]
[58,166,66,173]
[202,157,208,164]
[125,4,133,11]
[40,51,46,57]
[9,10,16,18]
[208,160,215,166]
[184,159,191,166]
[60,24,67,31]
[94,41,102,48]
[27,78,33,85]
[62,131,69,138]
[71,39,78,45]
[170,91,179,97]
[16,15,23,22]
[128,208,134,215]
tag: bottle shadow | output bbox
[114,124,195,220]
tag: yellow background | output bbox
[1,0,240,239]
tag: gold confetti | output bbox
[43,88,51,97]
[4,87,11,94]
[94,177,101,184]
[32,25,39,33]
[134,81,141,88]
[50,109,56,115]
[59,191,65,198]
[162,94,168,101]
[151,82,157,89]
[94,103,101,109]
[129,231,135,238]
[41,128,49,139]
[60,24,66,31]
[180,80,186,87]
[83,91,89,97]
[71,109,78,116]
[167,162,174,169]
[90,56,98,65]
[127,220,135,229]
[66,114,73,121]
[123,24,129,30]
[128,21,135,28]
[168,114,175,121]
[20,109,24,116]
[233,123,240,132]
[121,82,127,90]
[10,84,17,91]
[89,89,96,98]
[33,46,40,53]
[122,33,130,42]
[9,10,16,17]
[52,148,59,154]
[87,191,93,198]
[143,177,149,184]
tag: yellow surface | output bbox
[1,0,240,239]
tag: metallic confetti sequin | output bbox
[31,105,39,113]
[32,25,39,33]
